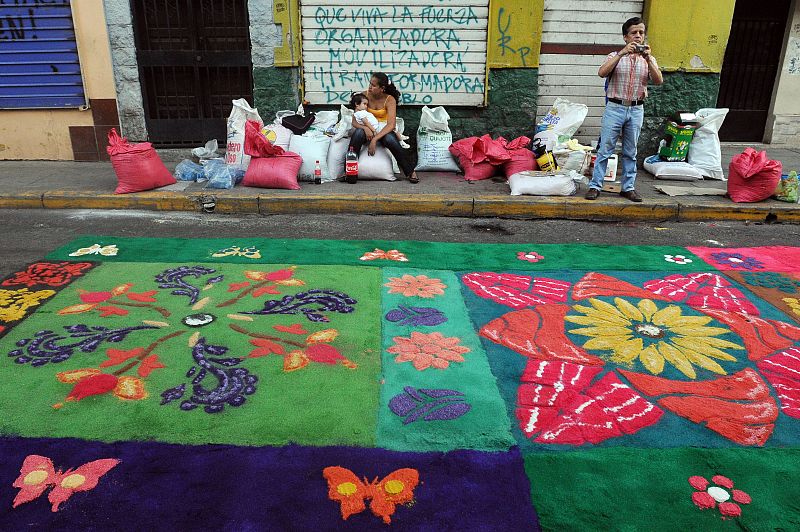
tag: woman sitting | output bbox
[348,72,418,184]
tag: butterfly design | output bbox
[12,454,120,512]
[359,249,409,262]
[69,244,119,257]
[323,466,419,524]
[212,246,262,259]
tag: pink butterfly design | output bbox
[12,454,120,512]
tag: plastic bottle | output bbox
[314,160,322,184]
[345,146,358,184]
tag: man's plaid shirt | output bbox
[605,52,658,102]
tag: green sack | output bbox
[774,171,799,203]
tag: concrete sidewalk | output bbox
[0,144,798,222]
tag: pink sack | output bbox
[498,136,537,177]
[727,147,782,203]
[242,153,303,189]
[449,135,510,181]
[106,129,176,194]
[242,119,302,189]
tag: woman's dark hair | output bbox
[372,72,401,103]
[348,92,368,110]
[622,17,645,35]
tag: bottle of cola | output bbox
[314,160,322,184]
[345,146,358,184]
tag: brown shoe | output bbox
[585,188,600,200]
[620,190,643,202]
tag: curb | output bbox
[1,190,797,223]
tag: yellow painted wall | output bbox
[644,0,735,72]
[0,0,116,160]
[273,0,301,67]
[487,0,543,68]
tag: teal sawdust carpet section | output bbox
[1,237,799,529]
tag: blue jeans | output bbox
[589,101,644,192]
[350,128,415,177]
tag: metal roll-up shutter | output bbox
[301,0,488,106]
[0,0,87,109]
[538,0,644,143]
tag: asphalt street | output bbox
[1,209,795,275]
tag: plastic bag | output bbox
[175,159,205,181]
[774,171,799,203]
[727,148,782,203]
[534,98,589,150]
[192,139,218,161]
[226,99,263,171]
[687,108,728,179]
[203,159,243,189]
[106,128,176,194]
[415,106,460,172]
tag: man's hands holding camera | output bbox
[621,42,651,58]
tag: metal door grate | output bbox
[717,0,790,142]
[132,0,253,147]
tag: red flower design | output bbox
[689,475,751,518]
[2,262,92,288]
[517,251,544,263]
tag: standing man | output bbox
[585,17,663,202]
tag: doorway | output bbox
[130,0,253,147]
[717,0,791,141]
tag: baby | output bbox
[349,93,385,136]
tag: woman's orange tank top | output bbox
[367,107,388,121]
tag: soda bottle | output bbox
[314,160,322,184]
[345,146,358,184]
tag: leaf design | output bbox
[385,305,448,327]
[388,386,471,425]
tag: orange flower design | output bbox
[388,332,470,370]
[384,274,447,298]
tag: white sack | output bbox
[534,98,588,149]
[687,108,729,180]
[358,146,396,180]
[261,123,292,150]
[326,137,350,181]
[508,171,577,196]
[226,99,263,170]
[644,154,704,181]
[289,134,332,182]
[415,106,460,172]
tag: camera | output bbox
[634,44,647,54]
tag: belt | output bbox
[608,97,644,106]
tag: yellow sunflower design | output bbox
[565,297,744,379]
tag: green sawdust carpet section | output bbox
[0,236,797,529]
[45,235,716,272]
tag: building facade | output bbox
[1,0,798,160]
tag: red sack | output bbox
[449,135,510,181]
[244,120,285,157]
[498,136,537,177]
[727,147,782,203]
[106,129,175,194]
[242,120,302,189]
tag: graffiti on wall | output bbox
[487,0,542,69]
[302,3,488,106]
